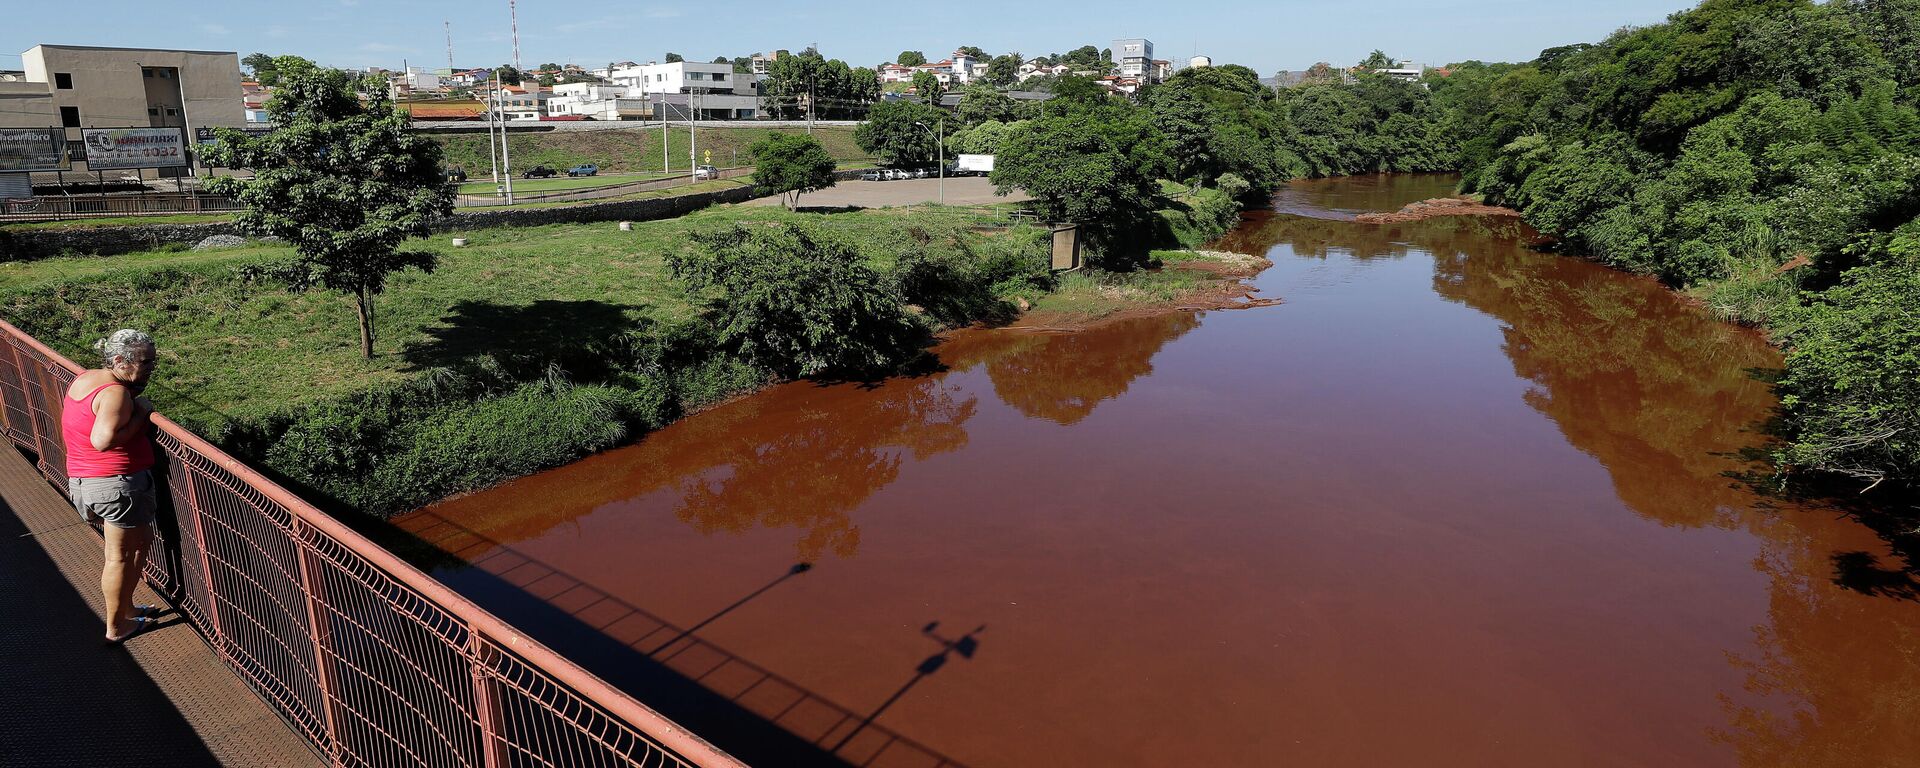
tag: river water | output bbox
[397,174,1920,767]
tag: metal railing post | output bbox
[173,459,227,651]
[293,520,347,765]
[468,628,509,768]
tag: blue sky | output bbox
[3,0,1700,75]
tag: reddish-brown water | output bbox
[397,174,1920,768]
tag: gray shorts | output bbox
[68,471,157,529]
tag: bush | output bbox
[1773,254,1920,488]
[670,222,925,377]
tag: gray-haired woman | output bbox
[60,329,160,643]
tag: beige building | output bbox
[14,44,245,180]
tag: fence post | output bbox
[173,458,227,650]
[293,519,347,766]
[467,628,509,768]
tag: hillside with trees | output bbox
[1431,0,1919,490]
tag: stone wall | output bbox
[0,220,241,261]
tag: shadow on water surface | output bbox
[368,511,979,767]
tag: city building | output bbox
[10,44,245,181]
[607,61,760,119]
[1373,61,1425,82]
[1113,38,1155,80]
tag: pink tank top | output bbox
[61,380,154,478]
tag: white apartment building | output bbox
[1114,38,1155,81]
[608,61,760,119]
[545,82,651,120]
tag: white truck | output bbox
[953,154,995,176]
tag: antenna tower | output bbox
[445,21,454,70]
[509,0,521,70]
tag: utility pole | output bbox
[496,72,514,204]
[509,0,521,71]
[444,21,454,71]
[486,73,500,184]
[659,94,668,172]
[688,91,698,183]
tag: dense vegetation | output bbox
[1429,0,1919,489]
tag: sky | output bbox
[3,0,1702,75]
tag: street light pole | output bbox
[915,119,944,205]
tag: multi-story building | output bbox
[608,61,760,119]
[1113,38,1155,81]
[11,44,245,181]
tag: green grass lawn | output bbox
[1,213,237,230]
[0,202,992,427]
[453,171,682,196]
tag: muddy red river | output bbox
[396,174,1920,767]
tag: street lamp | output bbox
[913,119,944,205]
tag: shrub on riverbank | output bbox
[1772,232,1920,488]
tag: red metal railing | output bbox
[0,318,745,768]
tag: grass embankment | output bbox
[2,186,1252,517]
[430,125,871,176]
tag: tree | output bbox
[957,46,987,59]
[993,114,1163,263]
[897,50,927,67]
[731,56,754,74]
[242,52,281,86]
[712,56,731,64]
[750,133,838,210]
[203,57,453,359]
[956,84,1022,125]
[492,65,522,85]
[665,52,684,63]
[987,53,1022,87]
[855,100,946,166]
[668,223,922,378]
[1359,50,1395,69]
[911,70,945,104]
[537,62,560,72]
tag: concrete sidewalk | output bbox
[0,446,320,768]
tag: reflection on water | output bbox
[401,174,1920,768]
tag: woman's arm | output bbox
[89,386,149,451]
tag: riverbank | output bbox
[1354,196,1522,223]
[1012,249,1277,331]
[0,186,1259,517]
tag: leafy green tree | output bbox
[241,52,281,86]
[1773,222,1920,487]
[854,100,946,165]
[897,50,927,67]
[912,70,945,104]
[993,114,1164,264]
[204,57,453,359]
[492,65,522,85]
[949,119,1023,154]
[669,223,922,377]
[665,52,683,63]
[955,84,1019,125]
[957,46,987,59]
[987,54,1022,87]
[1359,50,1395,69]
[750,133,838,210]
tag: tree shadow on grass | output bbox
[399,299,655,381]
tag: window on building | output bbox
[688,72,704,80]
[54,72,73,89]
[712,73,726,81]
[60,106,79,127]
[148,107,160,116]
[165,108,178,116]
[159,70,172,79]
[143,68,154,78]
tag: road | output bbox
[748,176,1030,208]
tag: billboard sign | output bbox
[0,127,68,171]
[81,127,188,170]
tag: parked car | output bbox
[694,164,719,180]
[566,164,598,177]
[913,168,933,179]
[884,168,907,180]
[444,167,468,183]
[859,169,884,181]
[521,165,557,179]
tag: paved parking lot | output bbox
[749,176,1030,208]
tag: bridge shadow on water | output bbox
[376,511,980,768]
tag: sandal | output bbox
[134,604,161,619]
[105,616,158,644]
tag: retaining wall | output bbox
[0,171,859,261]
